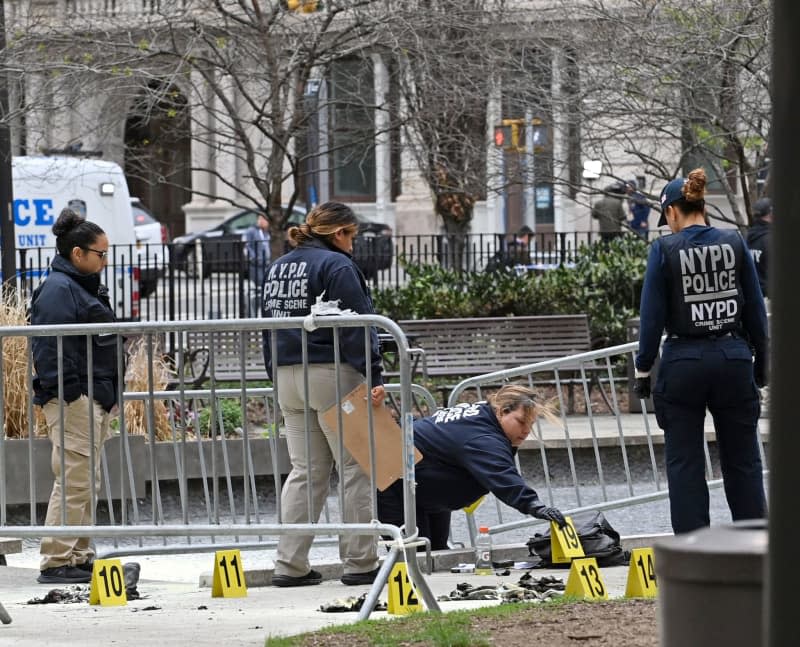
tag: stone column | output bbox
[550,45,568,233]
[183,67,229,232]
[485,80,504,235]
[372,52,392,229]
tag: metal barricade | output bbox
[0,314,440,620]
[446,341,769,547]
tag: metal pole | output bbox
[524,109,536,232]
[0,0,15,295]
[767,1,800,645]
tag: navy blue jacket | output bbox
[629,192,651,233]
[411,402,544,514]
[636,225,768,381]
[31,255,119,411]
[746,220,770,297]
[261,238,383,385]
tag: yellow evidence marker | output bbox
[89,559,127,606]
[625,547,658,598]
[550,516,585,563]
[387,562,422,615]
[565,557,609,600]
[211,549,247,598]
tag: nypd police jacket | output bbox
[261,237,383,385]
[411,402,546,514]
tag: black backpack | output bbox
[526,511,630,568]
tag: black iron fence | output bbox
[14,230,645,323]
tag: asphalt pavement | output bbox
[0,542,649,647]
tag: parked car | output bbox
[171,206,393,280]
[131,198,170,298]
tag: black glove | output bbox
[530,503,567,528]
[633,376,651,400]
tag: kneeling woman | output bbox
[378,384,567,550]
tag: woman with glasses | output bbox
[31,208,119,584]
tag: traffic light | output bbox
[493,125,511,148]
[530,117,548,152]
[494,120,524,152]
[494,118,547,153]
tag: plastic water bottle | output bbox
[474,526,493,575]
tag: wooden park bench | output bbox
[390,314,610,408]
[398,315,593,377]
[181,315,608,410]
[184,329,267,384]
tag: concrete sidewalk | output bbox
[0,550,640,647]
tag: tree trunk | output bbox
[436,192,473,270]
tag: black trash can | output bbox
[655,521,766,647]
[626,317,658,413]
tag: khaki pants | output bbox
[40,396,110,570]
[274,364,379,578]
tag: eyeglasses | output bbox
[82,247,108,259]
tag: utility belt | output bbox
[667,330,738,341]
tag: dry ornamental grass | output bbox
[123,336,173,440]
[0,288,38,438]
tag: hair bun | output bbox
[683,168,707,203]
[52,208,84,237]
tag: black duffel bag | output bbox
[526,511,630,568]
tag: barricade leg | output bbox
[0,599,11,624]
[405,551,441,613]
[358,544,400,621]
[357,539,441,621]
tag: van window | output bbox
[132,204,156,226]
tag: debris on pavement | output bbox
[437,574,565,604]
[27,585,89,605]
[124,562,142,601]
[319,592,388,613]
[27,562,143,604]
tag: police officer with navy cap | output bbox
[633,168,768,534]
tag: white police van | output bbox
[11,156,140,319]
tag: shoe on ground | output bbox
[75,560,94,573]
[271,569,322,587]
[37,565,92,584]
[341,567,381,586]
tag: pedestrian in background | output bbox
[507,225,534,265]
[485,225,534,272]
[31,208,119,584]
[378,384,567,551]
[746,197,772,299]
[592,184,627,242]
[634,168,768,534]
[626,179,651,239]
[746,196,773,414]
[244,211,271,316]
[261,201,384,587]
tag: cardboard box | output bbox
[321,383,422,490]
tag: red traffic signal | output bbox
[494,126,511,148]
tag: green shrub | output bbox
[373,236,648,346]
[197,399,243,436]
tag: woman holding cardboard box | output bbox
[261,202,384,587]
